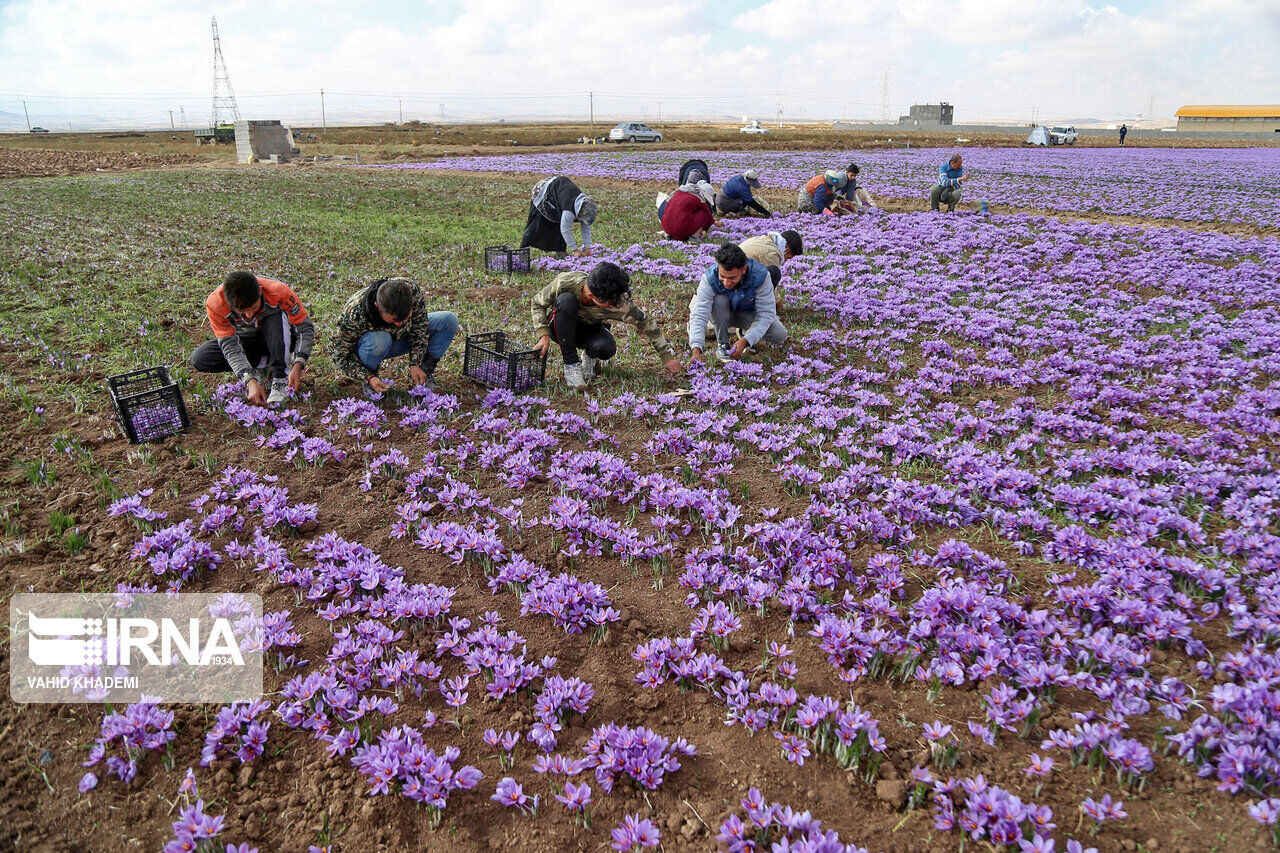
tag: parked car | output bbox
[1048,125,1078,145]
[29,126,49,133]
[740,121,770,134]
[609,122,662,143]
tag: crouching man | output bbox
[531,261,682,390]
[329,277,458,392]
[688,242,787,363]
[190,270,314,406]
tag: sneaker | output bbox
[267,378,289,406]
[563,362,587,390]
[717,344,733,361]
[580,354,598,384]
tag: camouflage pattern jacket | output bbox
[328,280,431,380]
[531,272,675,362]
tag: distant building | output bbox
[898,103,954,127]
[1175,105,1280,133]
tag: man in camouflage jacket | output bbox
[329,277,458,392]
[531,262,682,389]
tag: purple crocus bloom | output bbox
[611,813,660,851]
[555,780,593,812]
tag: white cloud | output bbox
[0,0,1276,129]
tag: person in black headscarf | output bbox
[521,176,598,256]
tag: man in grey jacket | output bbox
[687,242,787,363]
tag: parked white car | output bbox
[740,121,770,134]
[1048,125,1078,145]
[609,122,663,143]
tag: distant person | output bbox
[679,159,711,186]
[520,176,597,257]
[716,169,771,217]
[329,278,458,392]
[656,179,720,242]
[688,242,787,363]
[797,165,857,214]
[929,154,967,212]
[1119,124,1128,145]
[531,261,682,389]
[739,230,803,290]
[833,164,877,213]
[190,271,314,406]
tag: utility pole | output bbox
[879,68,892,123]
[22,100,30,130]
[180,107,188,129]
[589,92,595,129]
[776,93,783,129]
[169,110,175,130]
[399,100,403,124]
[321,89,326,131]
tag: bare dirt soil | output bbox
[0,146,1275,853]
[0,148,205,179]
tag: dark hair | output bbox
[223,271,260,311]
[846,163,860,175]
[585,262,631,305]
[765,265,782,286]
[375,278,415,322]
[781,230,803,257]
[714,242,748,271]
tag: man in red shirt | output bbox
[190,271,315,406]
[657,182,720,242]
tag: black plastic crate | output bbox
[484,245,531,274]
[107,366,191,443]
[463,332,546,391]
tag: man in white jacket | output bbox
[688,242,788,363]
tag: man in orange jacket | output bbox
[190,271,314,406]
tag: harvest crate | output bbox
[107,366,191,443]
[484,245,531,274]
[463,332,546,391]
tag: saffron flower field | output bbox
[2,146,1280,852]
[382,146,1280,229]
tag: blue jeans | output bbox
[357,312,458,373]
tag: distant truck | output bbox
[194,125,236,145]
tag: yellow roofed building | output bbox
[1175,105,1280,133]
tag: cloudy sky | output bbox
[1,0,1277,130]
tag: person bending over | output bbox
[531,261,682,390]
[656,179,720,242]
[521,175,598,257]
[716,169,771,217]
[738,229,803,303]
[329,277,458,392]
[833,164,877,213]
[190,270,314,406]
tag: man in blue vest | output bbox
[929,154,966,212]
[687,242,787,363]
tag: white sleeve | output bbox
[687,274,717,350]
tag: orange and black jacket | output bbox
[204,276,315,379]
